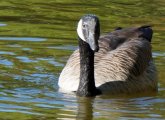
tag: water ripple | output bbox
[0,59,14,67]
[0,51,16,55]
[0,23,7,26]
[0,37,46,42]
[16,56,37,63]
[48,45,78,51]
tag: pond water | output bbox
[0,0,165,120]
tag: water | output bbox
[0,0,164,119]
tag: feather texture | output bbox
[58,27,157,94]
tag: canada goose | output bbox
[58,14,157,97]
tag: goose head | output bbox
[77,14,100,52]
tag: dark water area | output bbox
[0,0,164,120]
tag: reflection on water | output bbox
[48,45,78,51]
[0,23,6,26]
[0,37,46,42]
[0,0,165,120]
[16,56,38,63]
[153,52,165,58]
[0,51,15,55]
[0,59,13,67]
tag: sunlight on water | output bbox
[0,23,6,26]
[0,37,46,42]
[0,59,13,67]
[16,56,38,63]
[22,48,32,51]
[6,44,22,48]
[153,52,165,58]
[0,51,15,55]
[37,58,64,67]
[48,45,78,51]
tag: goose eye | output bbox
[82,24,87,28]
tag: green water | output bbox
[0,0,164,120]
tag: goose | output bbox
[58,14,157,97]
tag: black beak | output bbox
[88,33,99,52]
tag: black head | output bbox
[77,14,100,52]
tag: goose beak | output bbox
[88,33,99,52]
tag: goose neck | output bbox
[76,37,101,97]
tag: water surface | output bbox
[0,0,165,120]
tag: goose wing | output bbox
[94,27,156,93]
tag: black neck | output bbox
[76,37,101,97]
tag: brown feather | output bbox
[58,27,157,94]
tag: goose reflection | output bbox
[76,97,94,120]
[75,92,157,120]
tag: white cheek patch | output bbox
[77,19,86,41]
